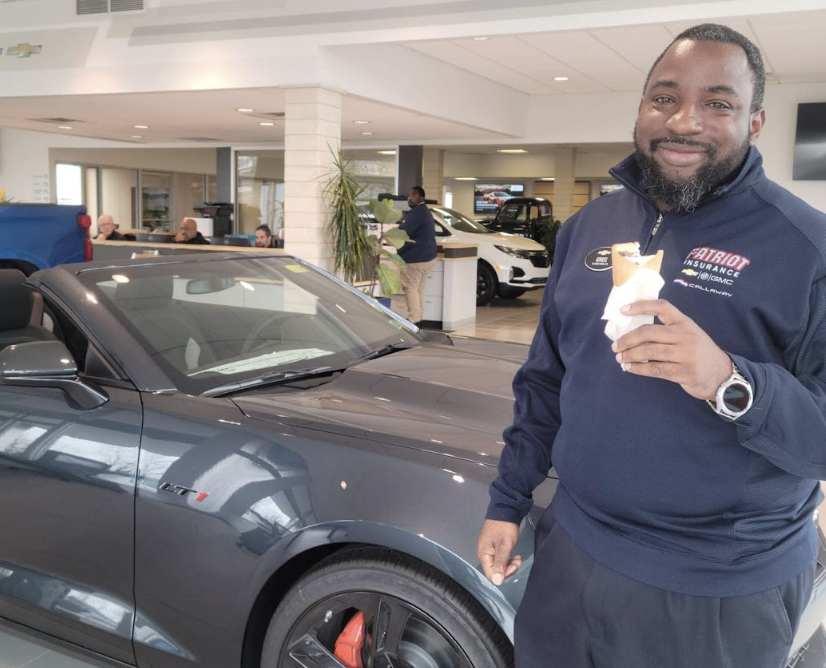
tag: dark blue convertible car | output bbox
[0,253,823,668]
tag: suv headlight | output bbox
[494,245,532,258]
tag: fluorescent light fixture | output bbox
[360,131,374,135]
[236,108,254,112]
[353,120,370,124]
[134,124,149,129]
[473,36,489,41]
[554,76,569,82]
[131,135,142,139]
[58,125,72,130]
[454,177,477,181]
[497,148,528,154]
[540,177,555,181]
[377,150,396,155]
[259,122,275,126]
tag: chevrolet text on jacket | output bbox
[487,148,826,597]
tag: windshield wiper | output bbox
[203,365,338,397]
[348,343,415,365]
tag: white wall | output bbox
[758,82,826,213]
[0,128,130,203]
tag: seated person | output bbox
[255,225,277,248]
[95,214,126,241]
[174,218,210,245]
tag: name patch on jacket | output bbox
[584,247,613,271]
[673,246,751,298]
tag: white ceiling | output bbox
[0,7,825,147]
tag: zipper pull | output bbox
[651,212,663,236]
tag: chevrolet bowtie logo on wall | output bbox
[2,43,43,58]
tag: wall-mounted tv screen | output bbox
[474,183,524,214]
[793,102,826,180]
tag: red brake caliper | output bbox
[334,611,366,668]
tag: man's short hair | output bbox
[643,23,766,113]
[255,225,272,235]
[411,186,426,198]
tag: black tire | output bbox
[497,286,526,300]
[261,548,512,668]
[476,262,498,306]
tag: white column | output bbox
[283,87,342,271]
[422,148,445,204]
[553,146,576,223]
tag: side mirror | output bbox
[0,341,108,410]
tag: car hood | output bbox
[232,337,529,467]
[442,228,546,251]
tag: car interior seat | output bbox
[0,268,57,351]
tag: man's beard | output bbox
[633,132,750,212]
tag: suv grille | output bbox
[528,251,550,268]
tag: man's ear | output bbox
[749,108,766,145]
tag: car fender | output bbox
[249,519,525,643]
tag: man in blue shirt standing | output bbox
[398,186,437,326]
[478,23,826,668]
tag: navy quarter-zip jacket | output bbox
[487,148,826,597]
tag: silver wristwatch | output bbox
[706,363,753,420]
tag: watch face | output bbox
[722,381,751,413]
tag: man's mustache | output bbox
[650,137,715,153]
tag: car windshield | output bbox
[431,207,492,234]
[77,256,422,395]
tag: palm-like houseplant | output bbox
[324,148,411,297]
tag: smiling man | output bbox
[478,24,826,668]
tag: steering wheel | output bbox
[240,314,284,355]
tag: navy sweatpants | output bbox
[515,509,815,668]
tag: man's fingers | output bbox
[621,360,681,381]
[477,520,520,586]
[614,324,681,353]
[620,299,686,326]
[504,555,523,579]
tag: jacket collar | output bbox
[609,146,766,210]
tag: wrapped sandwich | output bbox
[602,242,665,360]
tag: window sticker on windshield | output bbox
[190,348,332,376]
[284,264,309,273]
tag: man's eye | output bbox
[653,96,673,104]
[709,102,731,110]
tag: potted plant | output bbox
[324,149,411,302]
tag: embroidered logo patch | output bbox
[585,247,613,271]
[674,246,751,298]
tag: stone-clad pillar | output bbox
[422,148,445,204]
[553,146,576,223]
[283,87,342,271]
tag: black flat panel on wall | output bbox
[793,102,826,180]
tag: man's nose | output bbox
[665,103,703,135]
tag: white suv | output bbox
[429,206,550,306]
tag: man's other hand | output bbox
[477,519,521,586]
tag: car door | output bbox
[489,202,530,237]
[0,297,140,664]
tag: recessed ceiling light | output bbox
[553,76,569,82]
[377,150,396,155]
[360,131,374,135]
[454,177,478,181]
[237,108,254,113]
[259,122,275,126]
[58,125,72,130]
[131,135,143,139]
[540,177,555,181]
[134,124,149,129]
[473,36,489,41]
[353,120,370,124]
[497,148,528,154]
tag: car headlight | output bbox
[494,245,532,258]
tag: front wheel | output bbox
[261,548,512,668]
[476,262,498,306]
